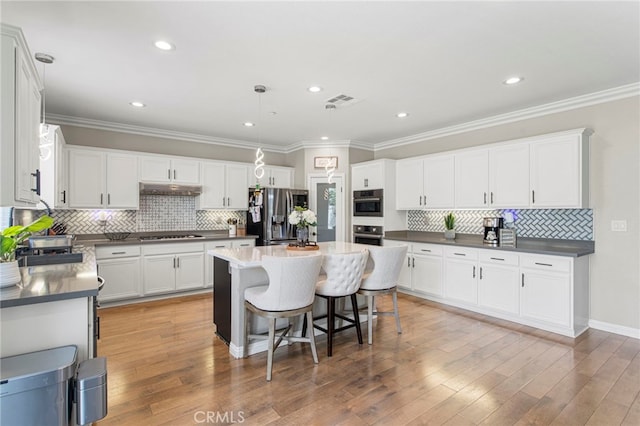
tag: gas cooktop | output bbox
[139,234,204,241]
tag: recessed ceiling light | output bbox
[130,101,145,108]
[308,86,322,93]
[244,122,255,127]
[396,112,409,118]
[154,40,175,51]
[504,76,524,85]
[321,136,329,141]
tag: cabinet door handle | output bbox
[412,257,415,268]
[490,257,504,261]
[534,262,553,267]
[421,249,431,252]
[173,169,177,180]
[215,245,225,248]
[177,257,180,268]
[521,273,525,287]
[30,169,41,195]
[168,169,171,179]
[222,197,226,206]
[423,195,427,205]
[62,190,66,204]
[173,257,176,268]
[472,266,476,278]
[454,252,466,256]
[484,192,487,204]
[407,257,411,267]
[107,193,111,205]
[419,195,422,206]
[100,193,104,204]
[111,251,126,255]
[227,197,231,206]
[490,192,494,204]
[532,190,535,204]
[479,267,483,280]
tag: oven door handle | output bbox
[354,197,382,202]
[353,233,383,239]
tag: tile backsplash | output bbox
[407,208,593,240]
[1,195,246,234]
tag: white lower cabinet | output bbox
[391,239,589,338]
[444,247,478,305]
[96,245,142,303]
[384,240,443,297]
[477,250,520,315]
[519,255,574,329]
[142,242,205,295]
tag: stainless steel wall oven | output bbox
[353,189,383,217]
[353,225,383,246]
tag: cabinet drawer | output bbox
[520,255,571,273]
[142,242,205,256]
[478,249,519,266]
[96,245,141,259]
[412,243,442,256]
[444,246,478,260]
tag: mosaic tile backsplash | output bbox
[2,196,246,234]
[407,208,593,240]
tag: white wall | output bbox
[377,96,640,333]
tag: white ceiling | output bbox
[3,1,639,151]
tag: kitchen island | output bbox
[209,242,370,358]
[0,246,98,362]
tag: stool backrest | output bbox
[361,245,408,290]
[320,250,369,296]
[260,254,323,311]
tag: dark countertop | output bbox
[384,231,594,257]
[0,245,98,309]
[75,230,258,246]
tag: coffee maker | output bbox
[483,217,504,245]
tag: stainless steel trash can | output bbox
[76,356,108,425]
[0,345,78,426]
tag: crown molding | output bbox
[285,139,374,153]
[45,113,289,153]
[374,82,640,150]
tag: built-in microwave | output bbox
[353,189,383,217]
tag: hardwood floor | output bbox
[97,293,639,425]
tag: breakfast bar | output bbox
[208,242,372,358]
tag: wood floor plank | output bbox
[96,292,638,425]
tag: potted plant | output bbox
[0,215,53,287]
[444,213,456,240]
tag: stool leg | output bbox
[266,318,276,381]
[351,294,363,345]
[367,295,374,345]
[301,313,308,337]
[306,311,319,364]
[392,290,402,334]
[244,308,250,357]
[327,296,335,357]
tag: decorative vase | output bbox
[0,261,22,288]
[444,229,456,240]
[296,227,309,247]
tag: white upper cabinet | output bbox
[397,155,454,209]
[488,143,530,208]
[530,129,591,208]
[352,161,384,190]
[249,165,293,188]
[454,149,489,209]
[40,126,69,209]
[1,25,42,207]
[69,148,138,209]
[139,156,200,184]
[199,162,248,209]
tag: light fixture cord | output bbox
[254,88,265,181]
[325,104,336,183]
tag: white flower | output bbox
[288,211,300,225]
[288,208,317,228]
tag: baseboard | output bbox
[589,319,640,339]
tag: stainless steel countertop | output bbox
[384,231,594,257]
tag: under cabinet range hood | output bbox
[139,182,202,196]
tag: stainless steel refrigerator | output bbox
[247,187,308,246]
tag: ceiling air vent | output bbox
[325,94,360,108]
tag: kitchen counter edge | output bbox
[384,231,594,257]
[75,232,258,247]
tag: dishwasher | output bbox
[0,345,107,426]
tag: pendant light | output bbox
[35,53,54,160]
[324,104,336,183]
[253,85,266,184]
